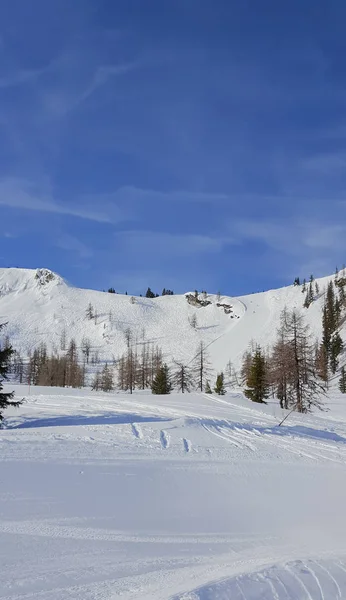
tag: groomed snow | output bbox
[1,385,346,599]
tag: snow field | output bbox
[1,386,346,599]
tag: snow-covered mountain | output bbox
[0,267,337,374]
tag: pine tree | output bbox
[0,325,22,423]
[214,372,226,395]
[339,366,346,393]
[151,364,171,394]
[86,302,94,320]
[244,346,269,403]
[100,363,114,392]
[145,287,156,298]
[205,380,212,394]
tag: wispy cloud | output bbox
[84,186,230,205]
[114,230,231,258]
[0,178,124,223]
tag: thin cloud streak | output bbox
[0,178,122,223]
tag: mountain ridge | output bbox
[0,267,340,378]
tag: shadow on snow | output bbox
[187,417,346,444]
[8,412,172,430]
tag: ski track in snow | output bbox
[183,438,192,453]
[172,559,346,600]
[160,429,170,449]
[131,423,143,439]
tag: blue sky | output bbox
[1,0,346,296]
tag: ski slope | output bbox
[1,386,346,599]
[0,267,337,374]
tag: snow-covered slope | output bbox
[1,386,346,599]
[0,267,336,373]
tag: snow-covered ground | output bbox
[1,385,346,599]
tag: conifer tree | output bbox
[0,325,22,423]
[205,380,212,394]
[100,363,114,392]
[244,346,269,403]
[145,287,156,298]
[339,366,346,393]
[86,302,94,320]
[151,364,171,394]
[214,372,226,395]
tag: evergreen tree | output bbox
[0,325,22,423]
[244,346,269,404]
[339,366,346,393]
[100,363,114,392]
[151,364,172,394]
[86,302,94,320]
[205,380,212,394]
[145,287,156,298]
[214,372,226,395]
[293,277,300,286]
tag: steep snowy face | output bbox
[0,267,65,297]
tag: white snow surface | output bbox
[1,268,346,598]
[1,386,346,599]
